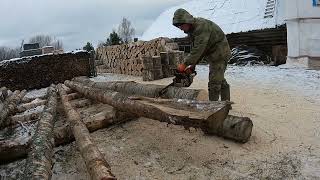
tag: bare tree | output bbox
[28,35,52,48]
[28,35,63,50]
[0,46,20,61]
[52,39,63,50]
[117,17,135,43]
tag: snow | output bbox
[196,65,320,104]
[141,0,285,40]
[24,88,48,100]
[0,50,87,66]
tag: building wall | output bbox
[285,0,320,69]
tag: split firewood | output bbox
[24,85,58,180]
[64,80,254,143]
[72,76,207,101]
[0,90,27,128]
[58,84,116,180]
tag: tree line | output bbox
[0,35,64,61]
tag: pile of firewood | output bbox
[0,81,253,179]
[95,37,181,78]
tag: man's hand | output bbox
[177,64,187,73]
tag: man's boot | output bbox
[208,83,221,101]
[221,81,230,101]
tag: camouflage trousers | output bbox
[208,61,230,101]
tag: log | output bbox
[24,85,58,180]
[63,80,253,142]
[58,84,116,180]
[70,98,92,108]
[0,87,8,102]
[16,99,47,113]
[0,90,27,128]
[0,106,135,163]
[9,109,43,126]
[54,107,135,146]
[72,77,207,101]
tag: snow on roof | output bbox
[0,50,87,67]
[141,0,285,40]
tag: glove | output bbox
[177,64,186,73]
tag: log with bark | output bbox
[0,90,27,128]
[54,106,135,146]
[24,85,58,180]
[16,99,47,113]
[72,76,207,101]
[58,84,116,180]
[0,104,135,163]
[64,80,252,142]
[0,87,8,102]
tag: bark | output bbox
[0,87,8,102]
[70,98,92,108]
[58,84,116,180]
[24,85,58,180]
[66,92,81,101]
[0,106,135,163]
[63,80,253,142]
[73,76,207,101]
[16,99,47,113]
[9,111,43,126]
[0,90,27,128]
[54,107,135,146]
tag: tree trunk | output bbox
[58,84,116,180]
[54,107,135,146]
[24,85,58,180]
[0,105,135,163]
[0,90,27,128]
[72,76,207,101]
[16,99,47,113]
[63,80,253,143]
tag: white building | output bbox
[285,0,320,69]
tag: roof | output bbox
[141,0,285,40]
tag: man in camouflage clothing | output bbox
[173,8,231,101]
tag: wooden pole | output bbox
[72,76,207,101]
[0,90,27,128]
[58,84,116,180]
[24,85,58,180]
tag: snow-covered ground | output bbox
[92,65,320,105]
[197,65,320,104]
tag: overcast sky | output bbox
[0,0,188,50]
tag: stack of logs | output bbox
[96,37,185,80]
[0,80,253,179]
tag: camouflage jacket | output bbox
[173,8,231,66]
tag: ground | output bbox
[1,65,320,179]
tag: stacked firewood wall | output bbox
[95,37,183,80]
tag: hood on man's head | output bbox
[172,8,194,26]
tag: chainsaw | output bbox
[157,69,197,97]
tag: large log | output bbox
[64,80,254,142]
[0,90,27,128]
[73,76,207,101]
[58,84,116,180]
[24,85,58,180]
